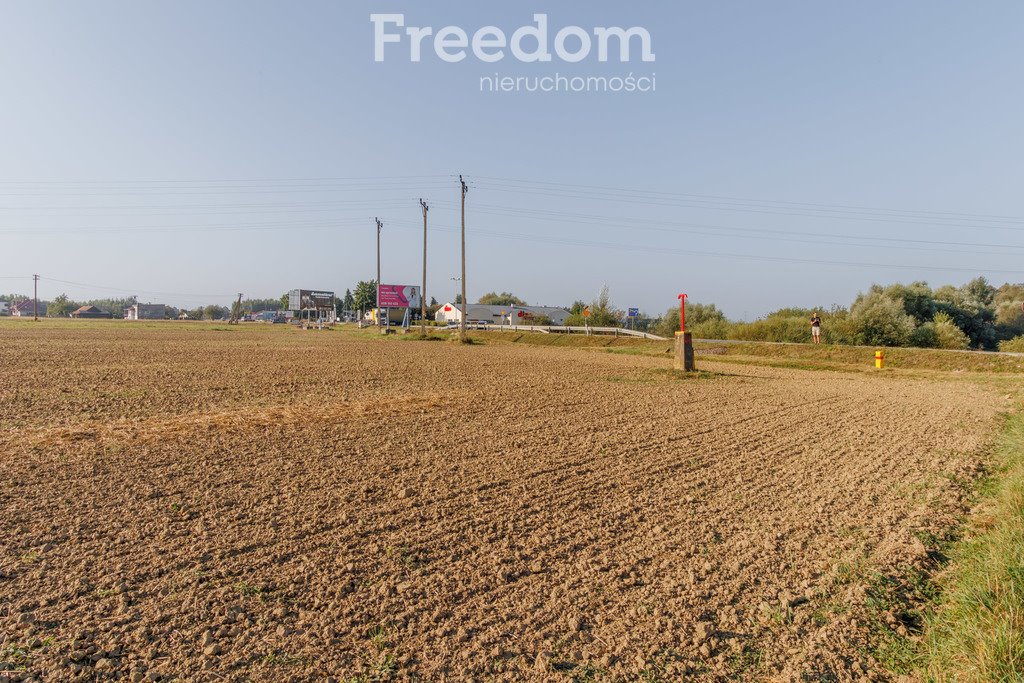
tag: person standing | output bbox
[810,312,822,344]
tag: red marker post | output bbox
[674,292,695,371]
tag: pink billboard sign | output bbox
[378,284,421,308]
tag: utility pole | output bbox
[419,198,429,336]
[459,175,468,341]
[375,217,383,329]
[33,274,39,321]
[229,292,243,324]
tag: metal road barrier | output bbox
[474,324,668,340]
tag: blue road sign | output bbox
[627,307,639,317]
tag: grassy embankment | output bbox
[915,412,1024,681]
[469,329,1024,373]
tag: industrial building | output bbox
[126,303,166,320]
[434,303,571,326]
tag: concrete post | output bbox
[674,331,695,372]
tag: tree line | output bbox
[15,277,1024,352]
[663,277,1024,351]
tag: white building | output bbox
[126,303,166,320]
[434,303,571,326]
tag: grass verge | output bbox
[916,411,1024,681]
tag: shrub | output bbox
[654,302,725,338]
[933,312,971,350]
[850,292,916,346]
[999,335,1024,353]
[729,315,809,343]
[910,322,939,348]
[689,319,731,340]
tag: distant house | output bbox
[434,303,571,325]
[0,301,8,316]
[177,311,190,320]
[126,303,166,320]
[10,300,36,317]
[71,305,113,319]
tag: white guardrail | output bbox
[466,323,668,341]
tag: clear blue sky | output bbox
[2,1,1023,318]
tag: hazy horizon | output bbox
[3,1,1024,319]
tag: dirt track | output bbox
[0,323,1008,681]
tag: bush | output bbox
[729,315,810,343]
[654,302,724,337]
[566,285,622,327]
[850,292,916,346]
[934,312,971,350]
[910,322,939,348]
[689,319,731,340]
[999,335,1024,353]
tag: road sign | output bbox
[627,307,639,317]
[583,306,591,317]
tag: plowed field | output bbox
[0,322,1012,682]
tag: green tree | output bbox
[880,281,936,324]
[279,293,290,310]
[352,280,377,313]
[909,322,939,348]
[203,304,229,320]
[343,289,355,311]
[961,276,996,307]
[933,311,971,349]
[478,291,526,306]
[242,298,283,312]
[850,291,916,346]
[654,302,727,338]
[934,284,996,349]
[46,293,75,318]
[565,285,622,327]
[426,296,440,318]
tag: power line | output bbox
[38,276,234,299]
[4,203,1021,256]
[0,174,451,185]
[379,217,1024,277]
[0,183,457,198]
[471,183,1024,233]
[470,175,1024,225]
[433,200,1024,252]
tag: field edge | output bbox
[888,409,1024,680]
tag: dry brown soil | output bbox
[0,322,1011,682]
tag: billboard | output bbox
[378,284,421,308]
[288,289,335,311]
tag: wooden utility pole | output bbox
[229,292,243,324]
[419,198,429,336]
[459,175,468,341]
[33,274,39,321]
[375,217,383,329]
